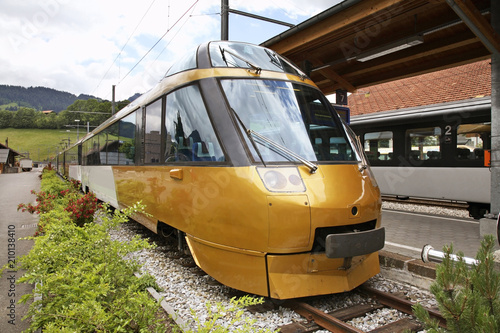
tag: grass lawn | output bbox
[0,128,81,162]
[0,102,21,110]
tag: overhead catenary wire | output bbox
[149,2,201,68]
[115,0,200,88]
[91,0,158,96]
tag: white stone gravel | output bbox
[109,220,438,332]
[382,200,470,219]
[110,223,302,331]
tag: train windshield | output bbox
[221,79,357,164]
[210,41,305,76]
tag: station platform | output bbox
[378,208,500,289]
[0,171,39,332]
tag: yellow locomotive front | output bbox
[181,42,384,299]
[88,42,385,299]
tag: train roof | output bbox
[75,41,313,146]
[350,96,491,127]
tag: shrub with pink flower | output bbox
[18,174,102,233]
[64,192,102,227]
[17,190,58,215]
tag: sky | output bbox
[0,0,342,102]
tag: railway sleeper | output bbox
[279,302,423,333]
[369,318,422,333]
[280,302,383,333]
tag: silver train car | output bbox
[350,97,491,219]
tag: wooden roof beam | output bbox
[311,60,357,92]
[445,0,500,56]
[269,0,410,55]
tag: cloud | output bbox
[0,0,340,101]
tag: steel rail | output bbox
[360,285,446,328]
[286,301,364,333]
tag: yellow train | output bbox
[58,41,384,299]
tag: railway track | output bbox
[382,195,469,210]
[116,220,442,332]
[278,285,445,333]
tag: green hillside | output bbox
[0,85,99,113]
[0,102,24,111]
[0,128,81,162]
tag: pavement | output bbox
[377,209,500,289]
[0,168,41,332]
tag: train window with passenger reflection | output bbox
[406,127,441,161]
[164,84,225,163]
[456,123,490,161]
[363,131,393,161]
[222,79,355,163]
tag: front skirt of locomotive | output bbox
[186,228,384,299]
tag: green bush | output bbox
[413,235,500,332]
[4,170,169,332]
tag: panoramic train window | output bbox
[118,111,137,165]
[221,79,355,163]
[407,127,441,161]
[84,135,101,165]
[164,84,225,163]
[98,131,108,164]
[456,123,490,161]
[102,123,119,165]
[82,140,89,165]
[65,145,78,175]
[210,42,305,76]
[165,48,197,77]
[144,98,163,164]
[364,131,393,161]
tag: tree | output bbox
[57,110,75,128]
[1,98,130,130]
[0,110,13,128]
[35,112,59,129]
[12,107,36,128]
[413,235,500,332]
[65,99,114,130]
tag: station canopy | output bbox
[261,0,498,96]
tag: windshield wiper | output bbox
[229,108,267,167]
[249,130,318,174]
[230,108,317,173]
[265,49,283,69]
[220,47,262,74]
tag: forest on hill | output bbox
[0,99,131,130]
[0,85,99,113]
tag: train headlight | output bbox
[257,167,306,192]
